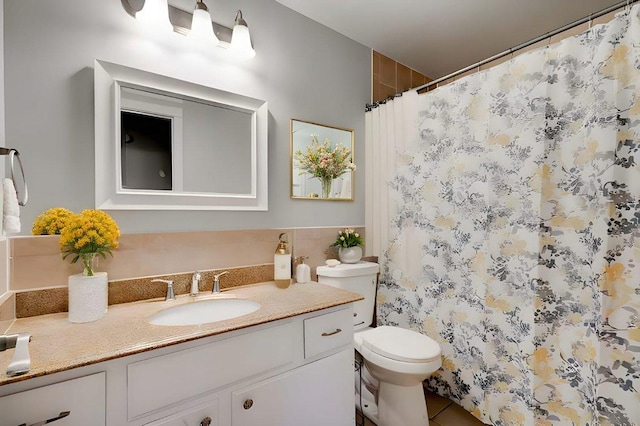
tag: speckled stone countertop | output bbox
[0,282,362,386]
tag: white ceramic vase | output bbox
[338,246,362,264]
[68,272,108,323]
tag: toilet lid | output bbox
[361,326,440,363]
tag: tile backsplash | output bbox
[10,227,362,292]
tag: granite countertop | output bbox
[0,282,362,386]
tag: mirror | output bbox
[290,119,354,200]
[95,60,268,210]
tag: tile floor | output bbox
[356,385,487,426]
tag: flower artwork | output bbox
[58,210,120,276]
[294,134,355,198]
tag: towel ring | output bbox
[7,149,27,206]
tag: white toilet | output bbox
[317,261,441,426]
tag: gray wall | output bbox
[3,0,370,234]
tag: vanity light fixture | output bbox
[121,0,255,58]
[229,10,256,59]
[187,0,219,46]
[134,0,174,33]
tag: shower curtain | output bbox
[367,6,640,426]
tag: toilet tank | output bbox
[316,261,379,331]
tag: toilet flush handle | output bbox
[321,328,342,337]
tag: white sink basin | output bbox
[148,298,261,326]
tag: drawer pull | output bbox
[200,416,212,426]
[243,399,254,410]
[18,411,70,426]
[321,328,342,337]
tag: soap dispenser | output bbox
[296,256,311,284]
[274,233,292,289]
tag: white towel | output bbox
[3,178,20,234]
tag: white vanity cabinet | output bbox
[0,304,354,426]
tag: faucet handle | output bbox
[190,271,202,297]
[212,271,228,294]
[151,279,176,301]
[213,271,228,280]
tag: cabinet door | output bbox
[0,372,105,426]
[232,349,353,426]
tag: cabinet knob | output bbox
[200,417,212,426]
[243,399,254,410]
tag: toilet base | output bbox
[378,381,429,426]
[355,391,379,424]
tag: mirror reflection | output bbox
[290,119,355,200]
[120,86,252,194]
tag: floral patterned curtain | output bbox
[371,7,640,425]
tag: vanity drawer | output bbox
[304,307,353,359]
[144,396,218,426]
[0,372,105,426]
[128,322,294,421]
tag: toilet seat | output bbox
[360,326,440,363]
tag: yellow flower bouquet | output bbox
[32,207,75,235]
[59,210,120,276]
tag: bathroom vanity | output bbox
[0,282,360,426]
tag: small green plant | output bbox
[332,228,363,248]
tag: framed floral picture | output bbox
[290,119,355,200]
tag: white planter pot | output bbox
[68,272,108,323]
[338,246,362,264]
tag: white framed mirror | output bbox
[290,119,355,200]
[94,60,268,210]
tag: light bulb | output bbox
[136,0,173,33]
[229,10,256,59]
[188,1,219,46]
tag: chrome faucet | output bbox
[212,271,228,294]
[190,271,201,297]
[152,279,176,301]
[1,333,32,376]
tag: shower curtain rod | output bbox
[414,0,638,93]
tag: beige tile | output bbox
[481,54,511,72]
[550,22,589,44]
[372,73,379,103]
[397,63,412,93]
[355,411,377,426]
[411,69,427,88]
[592,10,618,26]
[0,292,15,333]
[432,402,486,426]
[372,51,380,76]
[0,239,8,295]
[379,53,396,87]
[378,83,396,101]
[293,227,364,282]
[425,389,453,419]
[517,38,550,55]
[10,230,289,290]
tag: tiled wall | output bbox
[10,227,361,292]
[372,51,432,103]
